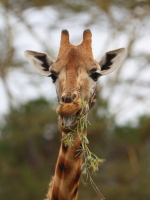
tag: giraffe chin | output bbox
[58,116,77,133]
[56,99,82,132]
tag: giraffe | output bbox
[24,29,126,200]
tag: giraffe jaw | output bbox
[58,115,78,133]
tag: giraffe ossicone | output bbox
[25,29,126,200]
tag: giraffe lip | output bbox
[61,108,82,128]
[56,99,82,117]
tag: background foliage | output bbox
[0,0,150,200]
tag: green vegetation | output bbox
[62,99,105,173]
[62,99,106,199]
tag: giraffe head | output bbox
[25,30,126,130]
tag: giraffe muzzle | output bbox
[56,98,82,117]
[56,98,82,129]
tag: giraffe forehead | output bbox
[64,47,86,66]
[53,47,98,73]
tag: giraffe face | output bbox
[50,47,100,106]
[49,45,101,128]
[25,30,126,128]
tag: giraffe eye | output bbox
[90,72,101,81]
[49,73,58,83]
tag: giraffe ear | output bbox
[98,48,126,75]
[24,50,55,76]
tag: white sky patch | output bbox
[133,36,150,53]
[0,79,9,117]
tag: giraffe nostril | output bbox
[65,98,72,103]
[62,97,72,103]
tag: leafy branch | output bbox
[61,99,105,199]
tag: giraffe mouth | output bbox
[56,99,83,128]
[61,106,88,128]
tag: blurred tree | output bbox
[0,0,150,199]
[0,98,59,200]
[79,113,150,200]
[0,97,150,200]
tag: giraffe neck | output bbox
[46,129,86,200]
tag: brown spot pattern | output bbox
[68,169,81,191]
[57,157,71,180]
[62,143,68,153]
[73,171,81,184]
